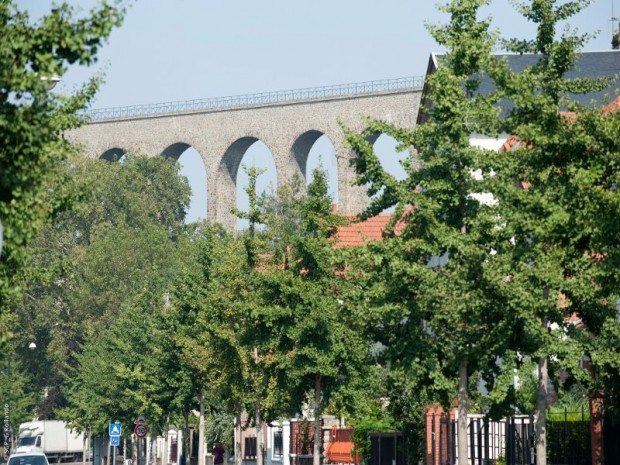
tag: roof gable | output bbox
[419,50,620,118]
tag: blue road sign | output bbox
[111,436,120,447]
[109,422,121,436]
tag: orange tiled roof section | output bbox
[333,214,393,248]
[333,206,413,248]
[602,96,620,115]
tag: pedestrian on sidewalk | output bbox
[211,442,225,465]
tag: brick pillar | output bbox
[590,391,604,465]
[425,405,454,465]
[425,408,437,465]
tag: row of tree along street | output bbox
[2,1,620,465]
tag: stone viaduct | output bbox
[66,77,423,229]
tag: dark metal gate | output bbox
[603,411,620,465]
[369,432,406,465]
[504,416,535,465]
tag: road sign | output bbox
[134,424,148,438]
[109,422,122,436]
[134,415,147,425]
[111,436,120,447]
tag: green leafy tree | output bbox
[63,271,183,438]
[0,353,37,452]
[344,2,620,463]
[12,155,191,417]
[169,166,281,465]
[0,0,125,307]
[343,2,517,463]
[172,231,254,465]
[0,0,126,427]
[256,169,375,465]
[481,2,620,462]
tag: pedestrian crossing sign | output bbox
[109,422,122,436]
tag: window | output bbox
[273,430,283,458]
[18,437,36,446]
[244,437,257,460]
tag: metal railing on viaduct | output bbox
[84,76,425,120]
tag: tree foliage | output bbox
[11,154,191,419]
[482,1,620,461]
[254,169,378,433]
[0,0,125,307]
[343,1,516,461]
[343,1,620,463]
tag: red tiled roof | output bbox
[602,96,620,115]
[333,214,393,248]
[333,206,414,248]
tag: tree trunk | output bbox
[536,355,548,465]
[83,432,87,465]
[235,408,242,465]
[255,402,263,465]
[457,361,469,465]
[184,411,190,465]
[198,388,206,465]
[313,373,321,465]
[189,427,194,465]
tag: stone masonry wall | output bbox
[66,89,422,229]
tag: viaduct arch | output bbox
[66,78,423,230]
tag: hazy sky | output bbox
[18,0,620,225]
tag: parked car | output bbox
[7,452,50,465]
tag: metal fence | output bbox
[428,411,591,465]
[603,411,620,464]
[369,432,406,465]
[83,76,424,120]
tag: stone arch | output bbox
[162,142,209,223]
[220,137,261,183]
[161,142,192,160]
[362,128,412,181]
[292,130,339,205]
[100,147,125,162]
[291,130,324,178]
[363,130,382,146]
[215,136,278,230]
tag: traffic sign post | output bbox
[109,423,122,436]
[133,417,147,465]
[134,424,148,465]
[134,424,148,438]
[109,422,121,465]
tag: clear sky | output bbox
[17,0,620,225]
